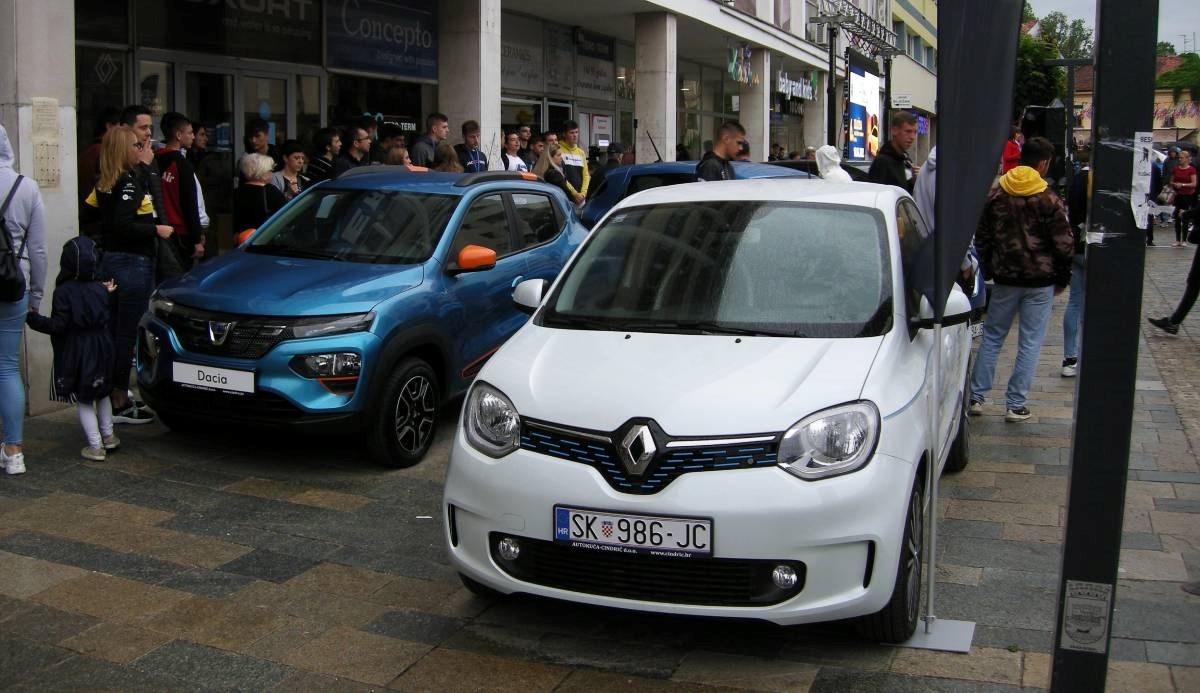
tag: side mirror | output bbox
[512,278,548,314]
[452,245,496,274]
[911,290,973,330]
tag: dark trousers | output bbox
[1175,194,1196,243]
[101,252,155,392]
[1171,243,1200,325]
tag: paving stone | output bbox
[135,640,293,691]
[778,635,895,671]
[159,567,257,598]
[1145,640,1200,666]
[0,600,98,644]
[1118,549,1189,581]
[0,592,36,622]
[59,622,174,664]
[1122,532,1164,550]
[1021,651,1049,689]
[240,617,330,663]
[1170,665,1200,692]
[288,488,373,512]
[4,652,187,692]
[889,646,1021,686]
[934,582,1057,631]
[936,563,983,586]
[387,647,570,692]
[273,670,386,692]
[219,548,321,583]
[108,478,232,514]
[285,561,395,599]
[529,631,686,678]
[1111,597,1200,641]
[362,609,467,645]
[0,549,90,599]
[366,575,489,618]
[970,625,1053,654]
[937,519,1003,540]
[141,595,285,650]
[1150,511,1200,539]
[1139,471,1200,484]
[1154,498,1200,513]
[439,623,547,660]
[31,573,191,625]
[83,499,175,526]
[941,535,1062,573]
[223,477,305,501]
[0,531,182,585]
[809,667,1023,692]
[669,650,820,691]
[327,545,455,582]
[944,499,1060,526]
[155,465,245,489]
[0,637,74,687]
[280,625,430,686]
[1001,523,1063,544]
[1110,637,1149,662]
[1105,660,1174,692]
[555,669,742,692]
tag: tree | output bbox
[1157,52,1200,102]
[1012,33,1064,121]
[1038,11,1094,60]
[1157,41,1177,56]
[1022,1,1036,24]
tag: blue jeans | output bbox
[971,284,1055,410]
[0,292,30,445]
[1063,255,1086,360]
[101,252,155,393]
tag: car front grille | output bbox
[520,419,779,495]
[160,306,292,359]
[490,533,805,606]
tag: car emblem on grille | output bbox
[619,424,657,476]
[207,321,235,346]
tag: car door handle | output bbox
[511,275,524,288]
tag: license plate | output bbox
[172,362,254,394]
[554,506,712,557]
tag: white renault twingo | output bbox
[443,179,972,642]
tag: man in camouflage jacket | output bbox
[969,136,1074,422]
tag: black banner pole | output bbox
[1049,1,1158,690]
[827,25,838,146]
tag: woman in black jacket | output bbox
[83,126,172,424]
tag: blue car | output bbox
[581,160,807,228]
[137,170,587,467]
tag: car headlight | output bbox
[291,312,375,339]
[150,294,175,319]
[778,401,880,480]
[464,382,521,458]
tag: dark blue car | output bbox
[137,170,586,467]
[581,160,807,228]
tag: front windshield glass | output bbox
[543,201,891,338]
[246,189,459,264]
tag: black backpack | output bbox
[0,175,28,302]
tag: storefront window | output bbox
[678,61,701,112]
[702,66,723,114]
[76,46,127,152]
[138,60,173,140]
[297,75,322,149]
[76,0,129,44]
[678,112,700,161]
[724,67,740,114]
[244,76,287,146]
[502,100,543,139]
[328,75,422,133]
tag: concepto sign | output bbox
[777,70,816,100]
[340,0,433,51]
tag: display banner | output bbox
[501,14,544,93]
[544,24,575,96]
[138,0,320,64]
[846,50,881,162]
[326,0,438,81]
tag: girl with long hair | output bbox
[533,144,572,199]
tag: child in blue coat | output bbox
[26,236,120,460]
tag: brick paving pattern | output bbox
[1,244,1198,690]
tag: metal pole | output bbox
[924,324,940,634]
[1064,66,1075,195]
[1049,0,1157,689]
[883,54,893,150]
[828,25,838,146]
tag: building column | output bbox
[0,0,76,416]
[803,73,829,151]
[438,0,502,169]
[739,49,771,161]
[634,13,677,163]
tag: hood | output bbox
[815,145,842,178]
[923,146,937,174]
[57,236,101,285]
[484,327,883,435]
[157,250,424,316]
[998,165,1048,196]
[0,125,12,171]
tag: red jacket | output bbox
[1001,139,1021,173]
[154,148,203,242]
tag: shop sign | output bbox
[326,0,438,81]
[917,115,930,135]
[501,14,544,93]
[137,0,321,64]
[576,55,615,102]
[575,30,614,62]
[891,93,912,109]
[776,70,815,100]
[544,24,575,96]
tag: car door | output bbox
[508,190,573,284]
[445,191,526,381]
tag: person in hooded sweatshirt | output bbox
[912,146,982,308]
[26,236,119,462]
[815,145,853,183]
[968,136,1073,423]
[0,124,49,476]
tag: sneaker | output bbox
[1005,407,1032,422]
[113,404,155,425]
[1061,358,1078,378]
[101,434,121,451]
[1148,316,1179,335]
[81,446,106,462]
[2,447,25,475]
[968,400,985,416]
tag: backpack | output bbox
[0,175,28,302]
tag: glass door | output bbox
[502,98,543,138]
[243,75,288,150]
[547,100,572,135]
[185,70,235,214]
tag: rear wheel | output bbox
[367,357,439,468]
[857,477,924,643]
[944,374,971,473]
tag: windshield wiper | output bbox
[541,314,620,331]
[669,320,802,337]
[246,245,340,261]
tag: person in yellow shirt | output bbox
[557,120,589,206]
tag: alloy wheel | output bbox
[393,374,436,455]
[904,485,924,624]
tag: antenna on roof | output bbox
[645,131,663,162]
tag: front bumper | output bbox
[443,427,918,625]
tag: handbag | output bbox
[0,176,28,302]
[1157,184,1175,206]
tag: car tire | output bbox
[367,357,439,468]
[943,377,971,474]
[856,476,924,644]
[459,573,501,599]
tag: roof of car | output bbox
[618,160,803,179]
[315,167,564,195]
[615,178,902,209]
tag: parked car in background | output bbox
[580,161,806,228]
[138,170,586,467]
[444,178,973,643]
[768,157,872,181]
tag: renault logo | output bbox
[619,424,657,476]
[208,321,235,346]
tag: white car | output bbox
[442,179,972,642]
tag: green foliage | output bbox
[1038,11,1094,60]
[1022,1,1036,24]
[1012,33,1064,121]
[1157,53,1200,102]
[1157,41,1177,57]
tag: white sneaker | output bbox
[102,434,121,451]
[81,446,106,462]
[968,400,985,416]
[2,446,26,475]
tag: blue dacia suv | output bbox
[137,169,586,467]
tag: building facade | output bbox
[888,0,936,162]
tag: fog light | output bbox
[772,565,798,589]
[497,537,521,561]
[142,330,160,359]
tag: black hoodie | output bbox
[696,151,734,182]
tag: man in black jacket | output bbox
[868,112,919,193]
[696,121,744,182]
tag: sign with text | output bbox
[576,55,615,102]
[848,64,881,161]
[326,0,438,81]
[544,24,575,95]
[891,93,912,109]
[137,0,321,64]
[501,14,543,93]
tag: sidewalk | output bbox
[0,245,1197,691]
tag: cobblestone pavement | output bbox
[2,245,1199,691]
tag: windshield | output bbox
[542,201,892,338]
[246,189,459,264]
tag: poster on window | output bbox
[544,24,575,96]
[847,51,881,162]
